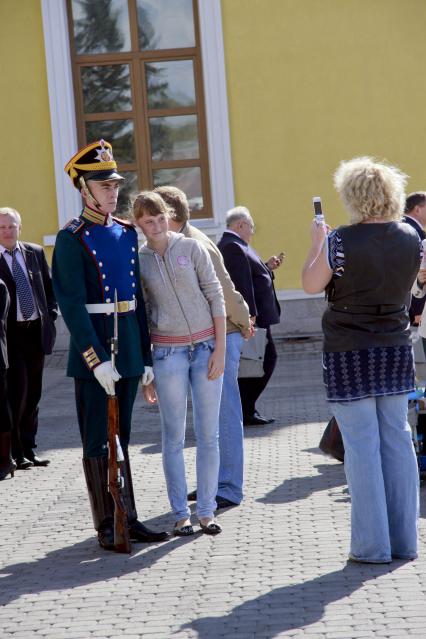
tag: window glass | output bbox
[145,60,196,110]
[137,0,195,50]
[85,120,135,164]
[68,0,212,217]
[116,171,139,218]
[71,0,131,54]
[150,115,199,161]
[81,65,132,113]
[153,167,203,212]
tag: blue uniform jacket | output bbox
[52,212,152,379]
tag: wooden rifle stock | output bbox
[107,395,131,553]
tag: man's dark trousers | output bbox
[0,372,12,434]
[0,242,57,460]
[238,327,277,420]
[74,376,140,457]
[7,319,44,458]
[217,231,281,420]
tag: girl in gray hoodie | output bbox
[134,192,226,536]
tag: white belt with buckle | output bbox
[85,300,136,314]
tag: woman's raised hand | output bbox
[310,218,331,247]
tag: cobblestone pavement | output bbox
[1,338,426,639]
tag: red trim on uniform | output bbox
[113,216,137,229]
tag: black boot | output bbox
[121,452,169,542]
[82,457,115,551]
[0,432,17,480]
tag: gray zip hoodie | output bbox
[139,232,225,347]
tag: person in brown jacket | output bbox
[154,186,251,508]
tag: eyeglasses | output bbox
[0,224,19,231]
[242,220,255,232]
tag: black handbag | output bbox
[319,417,345,462]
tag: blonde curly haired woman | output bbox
[302,157,421,564]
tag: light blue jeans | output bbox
[153,340,223,521]
[331,394,419,562]
[218,332,244,503]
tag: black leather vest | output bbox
[323,222,420,352]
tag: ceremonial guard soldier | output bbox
[52,140,168,550]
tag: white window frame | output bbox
[41,0,234,245]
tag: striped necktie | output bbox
[6,248,35,320]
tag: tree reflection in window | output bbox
[86,120,135,164]
[81,65,132,114]
[137,0,195,51]
[71,0,131,54]
[153,167,203,212]
[116,171,139,218]
[150,115,199,162]
[145,60,196,110]
[68,0,212,218]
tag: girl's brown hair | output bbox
[132,191,172,220]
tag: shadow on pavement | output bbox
[257,462,347,505]
[257,459,426,518]
[0,534,195,608]
[181,562,406,638]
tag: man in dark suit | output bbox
[0,207,58,469]
[218,206,284,426]
[403,192,426,323]
[0,277,15,480]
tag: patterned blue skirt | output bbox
[323,345,415,402]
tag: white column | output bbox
[197,0,235,236]
[41,0,81,239]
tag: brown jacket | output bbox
[181,222,250,334]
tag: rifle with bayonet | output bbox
[107,290,131,553]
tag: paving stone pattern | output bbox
[1,338,425,638]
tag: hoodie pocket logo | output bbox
[176,255,190,267]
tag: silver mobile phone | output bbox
[312,196,324,223]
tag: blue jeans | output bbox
[331,394,419,562]
[153,340,223,521]
[218,332,244,503]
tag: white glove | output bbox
[93,361,121,395]
[141,366,154,386]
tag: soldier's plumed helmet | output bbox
[64,139,125,189]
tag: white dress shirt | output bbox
[404,215,424,235]
[0,243,39,321]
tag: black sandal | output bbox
[198,520,222,535]
[173,523,194,537]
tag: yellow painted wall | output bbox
[221,0,426,290]
[0,0,56,258]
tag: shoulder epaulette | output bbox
[63,218,85,234]
[113,216,136,231]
